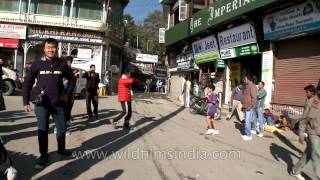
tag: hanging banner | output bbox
[192,35,220,64]
[264,1,320,40]
[261,51,274,106]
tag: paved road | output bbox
[0,94,315,180]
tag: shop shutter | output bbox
[274,34,320,106]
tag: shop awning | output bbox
[0,38,19,48]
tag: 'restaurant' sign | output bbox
[28,26,103,44]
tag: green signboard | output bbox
[215,59,226,68]
[220,44,259,59]
[194,51,220,64]
[235,44,259,56]
[165,0,279,46]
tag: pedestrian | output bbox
[241,74,257,141]
[145,78,151,93]
[263,108,274,126]
[204,85,219,135]
[252,81,267,137]
[103,72,110,95]
[183,76,192,108]
[291,84,319,180]
[112,70,140,130]
[63,56,77,135]
[0,58,6,111]
[82,64,100,119]
[22,38,74,169]
[226,79,244,121]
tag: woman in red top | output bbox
[112,70,140,129]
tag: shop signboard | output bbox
[28,26,103,44]
[159,28,166,44]
[220,43,259,59]
[215,59,226,68]
[0,38,19,48]
[154,64,167,80]
[192,35,220,64]
[177,53,199,70]
[78,48,92,59]
[261,51,274,106]
[263,1,320,40]
[218,23,257,50]
[136,53,158,63]
[0,24,26,39]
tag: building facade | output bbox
[0,0,128,88]
[162,0,320,112]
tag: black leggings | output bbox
[113,101,132,123]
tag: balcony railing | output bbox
[0,12,104,31]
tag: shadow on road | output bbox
[0,110,35,122]
[270,143,298,173]
[92,169,124,180]
[36,106,185,179]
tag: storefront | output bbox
[191,35,225,97]
[172,51,199,96]
[26,26,104,75]
[218,23,261,104]
[0,24,26,76]
[264,1,320,107]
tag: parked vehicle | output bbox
[189,95,221,119]
[1,67,21,96]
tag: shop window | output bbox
[0,0,20,12]
[30,0,62,16]
[73,1,103,21]
[178,0,187,21]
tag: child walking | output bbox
[205,85,219,135]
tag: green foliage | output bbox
[124,10,166,56]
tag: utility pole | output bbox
[136,26,139,49]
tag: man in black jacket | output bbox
[82,64,100,119]
[22,38,74,169]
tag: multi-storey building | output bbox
[162,0,320,115]
[0,0,128,86]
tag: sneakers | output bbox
[205,129,219,135]
[251,130,257,134]
[35,155,49,169]
[258,134,264,138]
[66,130,71,136]
[291,173,305,180]
[212,129,219,135]
[206,129,215,135]
[242,135,252,141]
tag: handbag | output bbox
[30,86,44,105]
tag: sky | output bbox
[124,0,163,23]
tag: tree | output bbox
[124,14,138,48]
[140,10,166,56]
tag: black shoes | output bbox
[123,123,131,130]
[35,155,49,169]
[58,150,73,156]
